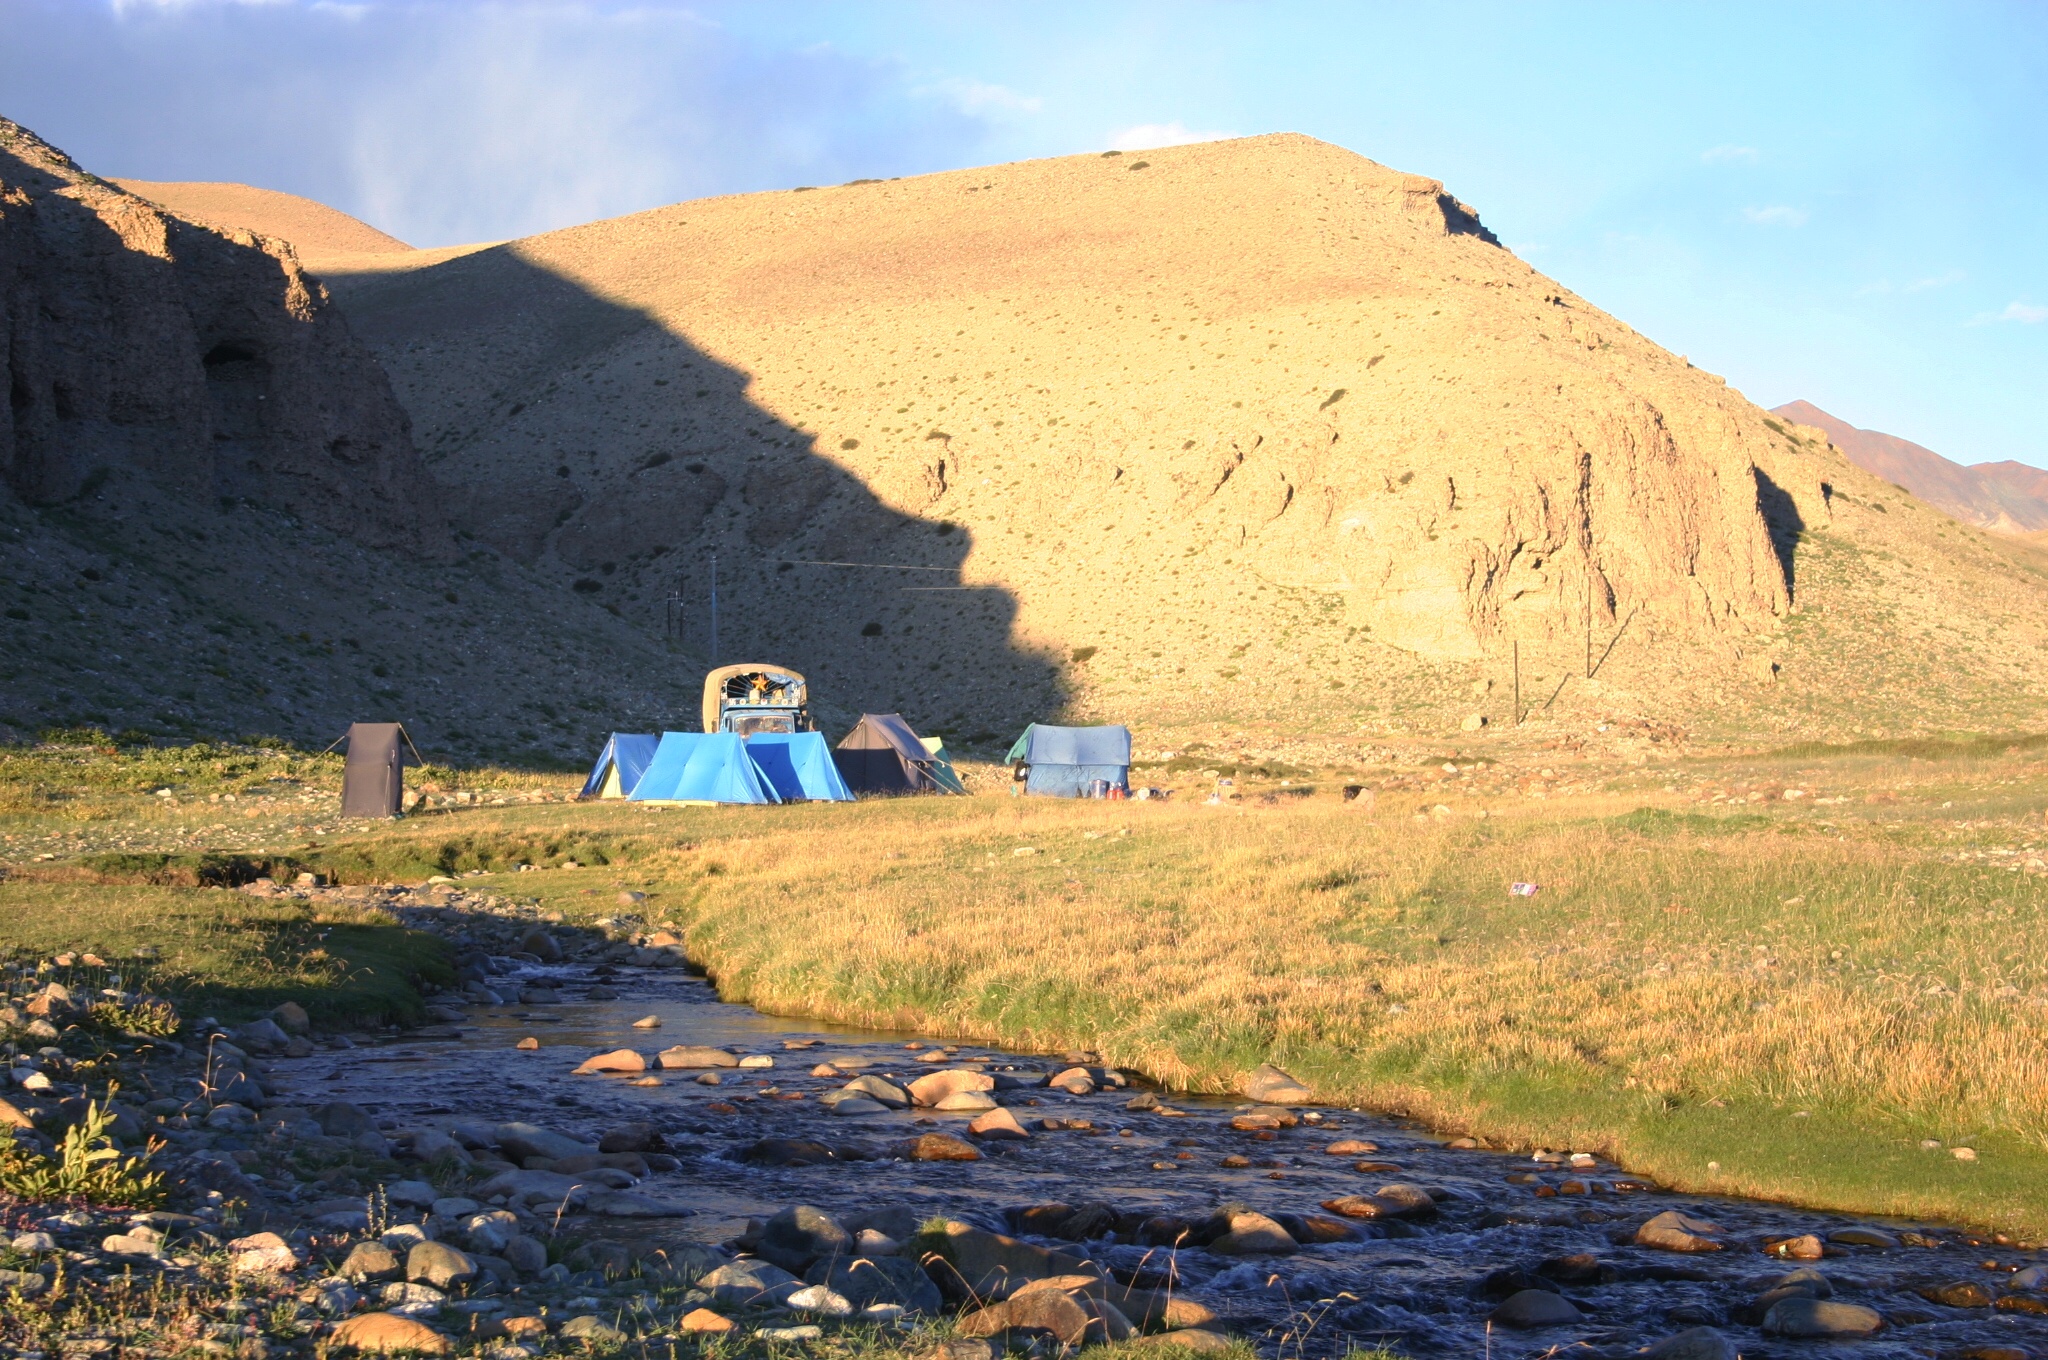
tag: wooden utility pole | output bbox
[1513,640,1522,726]
[1584,572,1593,677]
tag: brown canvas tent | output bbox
[334,723,420,818]
[833,713,965,795]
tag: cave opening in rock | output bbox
[202,340,271,444]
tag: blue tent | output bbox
[743,732,855,802]
[1005,724,1132,798]
[629,732,781,805]
[579,733,659,799]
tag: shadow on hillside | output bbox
[1754,467,1805,602]
[319,247,1066,748]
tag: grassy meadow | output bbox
[2,732,2046,1233]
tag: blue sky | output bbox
[5,1,2043,468]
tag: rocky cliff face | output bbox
[0,118,444,555]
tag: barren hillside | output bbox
[111,179,413,257]
[312,135,2047,743]
[1774,400,2048,536]
[1,119,682,758]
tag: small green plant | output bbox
[0,1095,165,1207]
[87,997,181,1037]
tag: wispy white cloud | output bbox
[1904,269,1965,293]
[1701,144,1759,164]
[1996,301,2048,323]
[921,77,1041,117]
[1106,121,1237,152]
[1743,204,1808,227]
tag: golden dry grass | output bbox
[6,735,2047,1231]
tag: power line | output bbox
[774,558,954,572]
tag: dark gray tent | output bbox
[833,713,964,795]
[335,723,419,818]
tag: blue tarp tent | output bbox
[579,733,659,799]
[1005,723,1132,798]
[743,732,855,802]
[629,732,781,805]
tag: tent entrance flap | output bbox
[580,733,659,799]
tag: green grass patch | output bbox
[0,880,452,1026]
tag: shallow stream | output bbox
[313,957,2047,1359]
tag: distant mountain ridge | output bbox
[1772,400,2048,535]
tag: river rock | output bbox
[910,1069,997,1107]
[825,1094,889,1116]
[502,1235,547,1274]
[969,1107,1030,1140]
[406,1242,476,1289]
[918,1222,1102,1301]
[1642,1326,1737,1360]
[1636,1210,1726,1253]
[1828,1227,1900,1249]
[341,1242,403,1281]
[574,1048,645,1075]
[492,1122,596,1161]
[558,1316,625,1343]
[328,1312,452,1354]
[2012,1265,2048,1290]
[806,1254,943,1315]
[386,1180,437,1208]
[630,1015,661,1028]
[1325,1139,1378,1155]
[230,1232,298,1274]
[1208,1212,1297,1256]
[891,1132,982,1161]
[317,1102,378,1137]
[759,1206,851,1271]
[679,1309,733,1334]
[1143,1330,1234,1352]
[787,1284,855,1317]
[958,1288,1132,1345]
[700,1259,802,1307]
[516,929,561,962]
[658,1045,739,1069]
[471,1168,583,1210]
[515,1037,540,1051]
[1048,1067,1096,1095]
[598,1122,660,1153]
[937,1090,999,1112]
[837,1074,908,1106]
[1920,1280,1994,1308]
[585,1190,692,1217]
[1491,1289,1582,1328]
[739,1138,838,1165]
[1762,1297,1884,1336]
[1240,1063,1312,1104]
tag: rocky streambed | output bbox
[11,884,2048,1360]
[288,907,2048,1360]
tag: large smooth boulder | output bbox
[1635,1210,1726,1253]
[915,1222,1102,1301]
[1239,1064,1312,1104]
[756,1206,851,1272]
[573,1049,645,1075]
[657,1046,739,1069]
[842,1075,911,1108]
[492,1123,596,1162]
[699,1259,801,1307]
[909,1069,997,1108]
[1642,1327,1738,1360]
[327,1313,452,1354]
[1761,1298,1884,1336]
[1490,1290,1583,1328]
[406,1242,476,1290]
[1207,1212,1297,1256]
[804,1254,943,1315]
